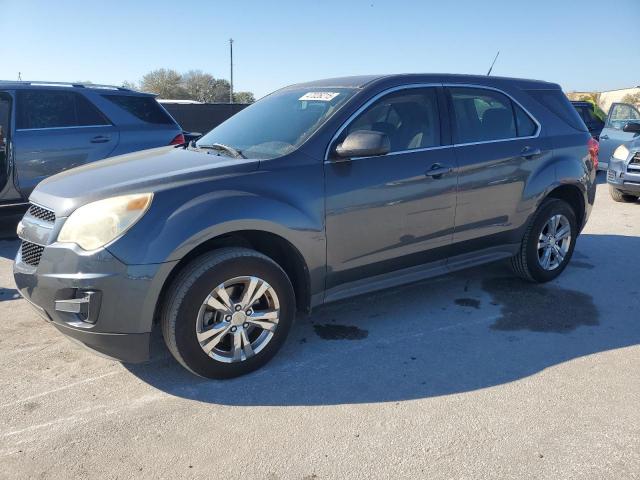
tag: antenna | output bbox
[487,51,500,76]
[17,72,22,81]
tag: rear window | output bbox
[102,94,175,125]
[16,90,110,129]
[526,89,587,132]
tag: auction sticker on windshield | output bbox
[299,92,340,101]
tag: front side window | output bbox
[197,87,356,159]
[16,90,109,129]
[450,87,521,143]
[344,87,441,153]
[606,103,640,130]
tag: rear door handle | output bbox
[425,163,453,179]
[90,135,111,144]
[520,146,542,159]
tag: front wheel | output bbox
[161,248,296,379]
[510,199,577,283]
[609,185,638,203]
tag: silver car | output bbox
[598,102,640,171]
[607,121,640,202]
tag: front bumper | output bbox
[608,156,640,195]
[14,240,177,363]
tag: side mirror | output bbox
[622,122,640,134]
[334,130,390,159]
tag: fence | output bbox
[162,103,249,134]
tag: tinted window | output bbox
[102,94,175,125]
[526,89,587,131]
[574,105,599,124]
[345,87,440,152]
[197,88,356,159]
[606,103,640,130]
[514,103,537,137]
[450,87,516,143]
[16,91,109,129]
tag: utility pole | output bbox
[229,38,234,104]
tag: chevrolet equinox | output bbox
[13,74,597,378]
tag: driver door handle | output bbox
[600,134,609,140]
[90,135,111,144]
[425,163,453,179]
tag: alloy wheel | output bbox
[195,276,280,363]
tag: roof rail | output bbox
[0,80,131,91]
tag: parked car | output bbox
[0,81,184,210]
[14,74,597,379]
[571,100,604,140]
[598,102,640,171]
[607,122,640,202]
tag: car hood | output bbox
[30,146,260,217]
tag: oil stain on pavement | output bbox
[483,277,599,333]
[455,298,481,309]
[313,324,369,340]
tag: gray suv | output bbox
[13,74,597,379]
[0,81,183,209]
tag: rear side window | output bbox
[16,90,110,129]
[525,89,587,132]
[450,87,516,143]
[345,87,441,153]
[606,103,640,130]
[102,95,175,125]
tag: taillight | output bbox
[169,133,186,145]
[588,137,599,170]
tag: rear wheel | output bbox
[609,185,638,203]
[161,248,295,379]
[511,199,577,283]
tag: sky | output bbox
[1,0,638,99]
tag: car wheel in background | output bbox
[608,185,638,203]
[511,198,577,283]
[161,248,296,379]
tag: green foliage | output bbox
[129,69,255,103]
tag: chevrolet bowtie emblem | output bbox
[16,221,24,237]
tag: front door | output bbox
[12,89,119,197]
[324,86,457,291]
[599,102,640,169]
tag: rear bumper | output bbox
[14,241,177,363]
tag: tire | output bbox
[161,247,296,379]
[510,198,577,283]
[609,185,638,203]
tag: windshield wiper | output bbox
[197,143,245,159]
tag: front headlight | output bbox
[58,193,153,251]
[612,144,630,161]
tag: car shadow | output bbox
[124,233,640,406]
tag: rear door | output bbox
[13,89,119,197]
[599,102,640,169]
[447,86,550,248]
[97,94,181,155]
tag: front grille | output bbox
[631,153,640,166]
[27,204,56,223]
[21,241,45,267]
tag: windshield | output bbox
[196,87,356,159]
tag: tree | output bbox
[622,92,640,107]
[121,80,138,91]
[182,70,217,102]
[233,91,255,104]
[139,68,188,99]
